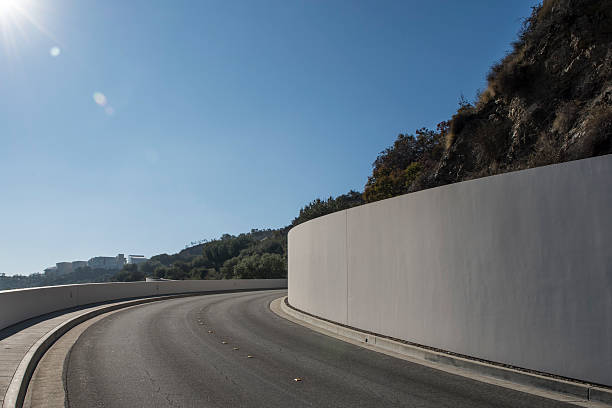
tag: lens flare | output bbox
[93,92,107,106]
[49,46,60,57]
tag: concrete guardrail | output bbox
[0,279,287,331]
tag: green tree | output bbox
[292,190,364,226]
[114,264,145,282]
[232,253,286,279]
[364,126,446,203]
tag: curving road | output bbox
[65,290,573,408]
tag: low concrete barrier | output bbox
[289,154,612,387]
[0,279,287,331]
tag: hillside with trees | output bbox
[114,190,366,282]
[0,190,366,287]
[116,229,288,281]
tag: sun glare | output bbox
[0,0,22,18]
[0,0,54,57]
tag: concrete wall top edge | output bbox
[0,280,146,294]
[0,278,287,294]
[288,153,612,235]
[0,279,288,332]
[288,209,348,238]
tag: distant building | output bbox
[71,261,88,270]
[44,254,129,275]
[44,266,58,275]
[127,255,148,265]
[88,254,126,270]
[56,262,73,275]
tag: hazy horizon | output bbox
[1,0,536,275]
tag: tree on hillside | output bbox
[200,234,254,270]
[233,253,286,279]
[114,264,145,282]
[292,190,364,226]
[150,253,174,266]
[363,125,446,203]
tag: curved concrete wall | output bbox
[289,155,612,387]
[0,279,287,331]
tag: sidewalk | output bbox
[0,303,112,406]
[0,294,196,408]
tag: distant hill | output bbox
[111,229,289,282]
[177,229,279,260]
[112,192,365,282]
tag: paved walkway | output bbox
[0,300,138,407]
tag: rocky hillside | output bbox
[365,0,612,201]
[433,0,612,185]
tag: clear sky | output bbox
[1,0,537,275]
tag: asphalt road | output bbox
[65,290,574,408]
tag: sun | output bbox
[0,0,29,55]
[0,0,23,18]
[0,0,53,55]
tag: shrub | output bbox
[233,253,286,279]
[583,106,612,156]
[552,101,580,134]
[447,106,475,150]
[364,127,445,203]
[292,190,364,226]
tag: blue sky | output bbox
[1,0,537,275]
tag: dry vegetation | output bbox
[364,0,612,201]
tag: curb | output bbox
[277,297,612,407]
[3,288,285,408]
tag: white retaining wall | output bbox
[288,154,612,386]
[0,279,287,331]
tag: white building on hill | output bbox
[88,254,126,270]
[128,255,148,265]
[44,266,57,275]
[56,262,73,275]
[72,261,88,270]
